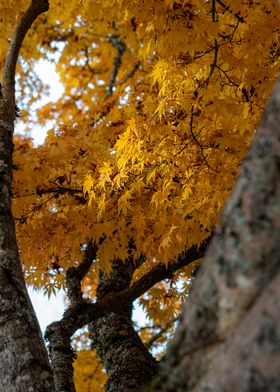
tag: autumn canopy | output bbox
[0,0,279,390]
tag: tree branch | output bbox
[211,0,217,22]
[216,0,244,23]
[2,0,49,100]
[46,237,210,338]
[46,241,97,392]
[90,61,140,128]
[120,62,140,84]
[65,241,98,303]
[35,186,83,197]
[122,237,211,302]
[106,35,126,97]
[45,238,210,391]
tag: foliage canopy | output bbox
[1,0,279,390]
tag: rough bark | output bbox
[0,1,55,391]
[46,243,98,392]
[89,260,159,392]
[152,79,280,391]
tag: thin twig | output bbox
[146,316,180,349]
[216,64,239,87]
[205,39,218,86]
[189,107,218,172]
[216,0,244,23]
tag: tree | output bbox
[0,0,279,391]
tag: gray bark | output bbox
[89,260,159,392]
[0,1,55,391]
[151,79,280,391]
[46,243,98,392]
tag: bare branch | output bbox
[209,39,218,82]
[106,35,126,97]
[211,0,217,22]
[216,64,239,87]
[189,107,218,172]
[120,62,140,84]
[90,61,140,128]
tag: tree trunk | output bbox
[152,80,280,391]
[0,103,55,392]
[0,116,55,392]
[89,260,158,392]
[0,1,55,390]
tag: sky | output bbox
[20,59,147,335]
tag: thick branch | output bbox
[47,242,97,392]
[45,239,209,391]
[66,241,98,303]
[2,0,49,99]
[46,239,210,340]
[88,259,158,392]
[126,237,210,301]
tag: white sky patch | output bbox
[34,60,64,103]
[31,59,64,145]
[28,288,66,334]
[133,300,148,326]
